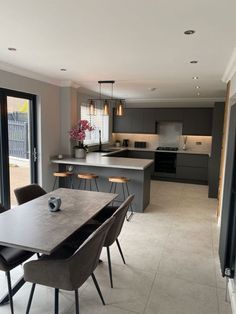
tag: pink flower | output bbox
[69,120,94,143]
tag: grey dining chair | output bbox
[24,215,115,314]
[70,195,134,288]
[0,204,34,314]
[14,184,46,205]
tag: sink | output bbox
[93,148,120,153]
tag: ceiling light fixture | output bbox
[60,68,67,71]
[195,86,200,89]
[148,87,156,92]
[8,47,17,51]
[190,60,198,64]
[197,92,201,96]
[88,81,125,116]
[184,30,195,35]
[192,76,199,80]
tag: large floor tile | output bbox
[144,275,219,314]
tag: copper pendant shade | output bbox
[88,81,125,116]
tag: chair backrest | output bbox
[104,194,134,247]
[14,184,46,205]
[0,204,7,214]
[68,215,115,290]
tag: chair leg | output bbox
[54,288,59,314]
[106,247,113,288]
[26,283,36,314]
[95,178,99,191]
[89,179,92,191]
[125,183,134,221]
[91,273,105,305]
[52,177,57,191]
[6,271,14,314]
[75,289,79,314]
[116,239,126,264]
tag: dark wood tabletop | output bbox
[0,188,117,255]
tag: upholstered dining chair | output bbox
[23,216,115,314]
[0,204,34,314]
[69,195,134,288]
[14,184,46,205]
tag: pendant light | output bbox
[88,80,125,116]
[116,100,124,116]
[88,100,96,115]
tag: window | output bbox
[81,103,109,145]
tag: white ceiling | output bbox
[0,0,236,104]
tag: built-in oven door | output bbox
[155,152,177,174]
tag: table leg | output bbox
[0,276,25,305]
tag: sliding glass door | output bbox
[0,89,38,208]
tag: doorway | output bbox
[0,89,38,208]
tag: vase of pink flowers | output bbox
[69,120,94,158]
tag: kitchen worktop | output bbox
[51,152,154,170]
[106,147,210,156]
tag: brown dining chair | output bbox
[0,204,34,314]
[14,184,46,205]
[24,216,115,314]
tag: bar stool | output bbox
[52,172,74,190]
[78,173,99,191]
[108,176,134,221]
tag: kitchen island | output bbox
[51,152,154,213]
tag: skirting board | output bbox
[229,278,236,314]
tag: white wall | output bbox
[0,69,60,191]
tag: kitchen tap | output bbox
[99,130,102,151]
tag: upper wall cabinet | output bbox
[113,108,156,134]
[182,108,213,136]
[113,107,213,135]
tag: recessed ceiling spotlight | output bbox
[192,76,198,80]
[184,30,195,35]
[195,86,200,89]
[148,87,156,92]
[60,68,67,71]
[8,47,17,51]
[197,92,201,96]
[190,60,198,64]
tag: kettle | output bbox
[122,139,129,147]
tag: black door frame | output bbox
[0,88,38,209]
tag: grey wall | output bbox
[0,69,60,191]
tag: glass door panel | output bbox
[7,96,31,206]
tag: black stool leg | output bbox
[109,182,113,193]
[54,288,59,314]
[6,271,14,314]
[91,273,105,305]
[122,183,126,201]
[116,239,126,264]
[26,283,36,314]
[84,179,87,190]
[89,179,92,191]
[125,182,134,221]
[75,289,79,314]
[70,176,74,189]
[106,247,113,288]
[95,178,99,191]
[52,177,57,191]
[78,179,82,190]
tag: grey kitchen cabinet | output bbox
[182,108,213,135]
[113,107,213,135]
[176,153,209,184]
[113,108,156,134]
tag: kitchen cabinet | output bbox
[176,153,209,183]
[113,107,213,136]
[127,150,155,159]
[182,108,213,135]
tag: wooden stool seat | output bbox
[53,172,74,178]
[78,173,98,180]
[77,173,99,191]
[108,176,130,183]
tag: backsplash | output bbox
[112,133,212,153]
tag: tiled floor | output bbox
[0,181,232,313]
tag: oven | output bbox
[155,152,177,174]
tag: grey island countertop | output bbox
[51,152,154,170]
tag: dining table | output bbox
[0,188,117,305]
